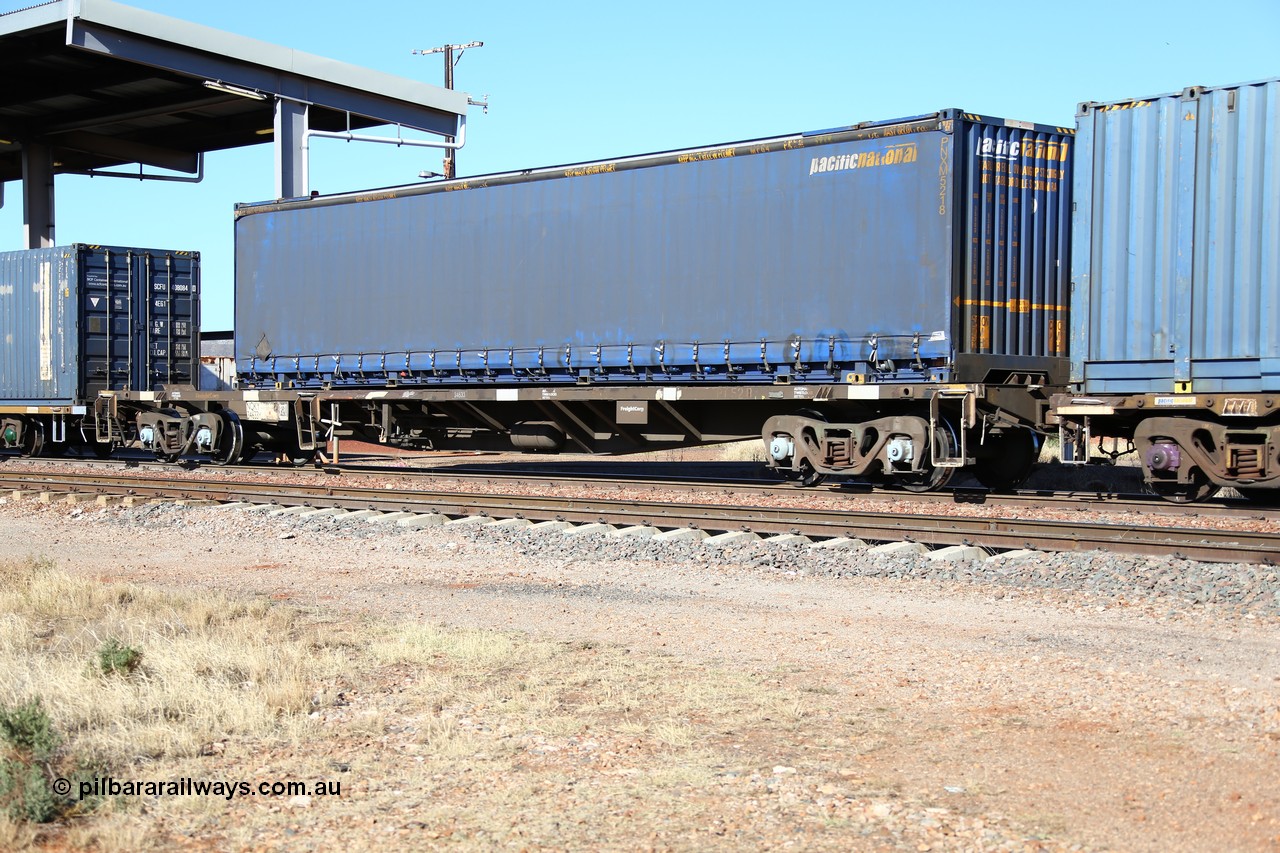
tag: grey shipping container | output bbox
[234,109,1073,388]
[1070,77,1280,393]
[0,244,200,406]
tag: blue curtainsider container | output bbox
[0,244,201,406]
[234,109,1073,388]
[1070,77,1280,393]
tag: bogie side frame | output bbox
[1051,393,1280,503]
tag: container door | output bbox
[137,251,199,390]
[957,119,1073,359]
[1069,94,1199,391]
[1067,79,1280,393]
[1189,81,1280,391]
[79,246,138,397]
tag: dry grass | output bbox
[0,557,1043,850]
[0,558,339,770]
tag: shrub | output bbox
[0,699,63,823]
[95,639,143,677]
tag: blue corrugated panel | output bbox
[235,111,1072,389]
[1072,77,1280,392]
[0,247,80,405]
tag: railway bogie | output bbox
[760,386,1046,491]
[1052,394,1280,502]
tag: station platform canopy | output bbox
[0,0,469,248]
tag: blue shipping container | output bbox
[234,110,1073,388]
[0,245,201,406]
[1071,77,1280,393]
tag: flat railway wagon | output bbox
[0,244,199,457]
[208,108,1074,490]
[1051,78,1280,503]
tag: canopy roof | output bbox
[0,0,467,181]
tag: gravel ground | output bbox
[71,496,1280,618]
[1,491,1278,850]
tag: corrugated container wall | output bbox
[0,245,200,405]
[1071,78,1280,392]
[234,111,1072,388]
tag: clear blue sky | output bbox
[2,0,1276,330]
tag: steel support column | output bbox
[274,99,308,200]
[22,142,54,248]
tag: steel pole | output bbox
[443,46,456,179]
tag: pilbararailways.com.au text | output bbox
[55,776,343,801]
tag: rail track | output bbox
[2,467,1276,564]
[3,452,1276,521]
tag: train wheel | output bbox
[1148,470,1218,504]
[972,428,1041,491]
[778,409,827,487]
[19,420,45,458]
[209,412,244,466]
[899,420,957,493]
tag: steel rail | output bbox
[392,463,1273,520]
[5,450,1274,517]
[3,453,1274,520]
[2,470,1276,564]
